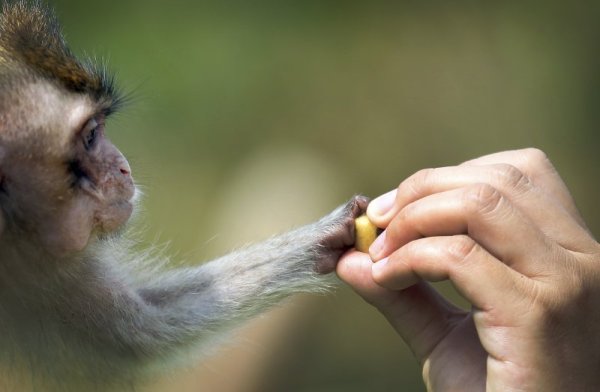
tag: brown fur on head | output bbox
[0,1,124,144]
[0,1,120,100]
[0,1,134,257]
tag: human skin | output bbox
[337,148,600,391]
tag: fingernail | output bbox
[372,257,388,275]
[368,189,397,218]
[369,230,386,256]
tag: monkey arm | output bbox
[70,196,367,366]
[0,2,373,388]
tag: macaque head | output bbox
[0,2,134,256]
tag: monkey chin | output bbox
[40,200,133,258]
[94,200,134,237]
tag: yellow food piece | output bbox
[354,214,379,253]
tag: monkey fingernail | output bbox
[354,214,380,254]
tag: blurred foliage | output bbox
[52,0,600,391]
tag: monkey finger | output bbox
[370,184,562,277]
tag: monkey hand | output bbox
[312,195,369,274]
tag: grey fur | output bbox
[0,196,367,391]
[0,1,370,390]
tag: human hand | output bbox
[337,149,600,391]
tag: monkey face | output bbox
[67,114,135,234]
[0,88,135,257]
[0,2,131,257]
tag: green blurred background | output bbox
[53,0,599,390]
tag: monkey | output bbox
[0,1,368,390]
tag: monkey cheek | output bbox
[41,216,93,257]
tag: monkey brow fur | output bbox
[0,0,124,113]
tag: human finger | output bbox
[461,148,587,228]
[370,235,533,312]
[337,250,466,361]
[367,148,590,234]
[370,164,594,252]
[370,184,562,277]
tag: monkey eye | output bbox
[81,118,103,151]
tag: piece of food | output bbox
[354,214,379,253]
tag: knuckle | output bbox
[414,168,435,185]
[464,183,503,215]
[493,164,530,191]
[446,235,478,262]
[402,240,422,261]
[400,168,434,198]
[396,202,418,227]
[522,147,548,162]
[520,148,551,169]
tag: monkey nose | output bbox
[119,160,132,177]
